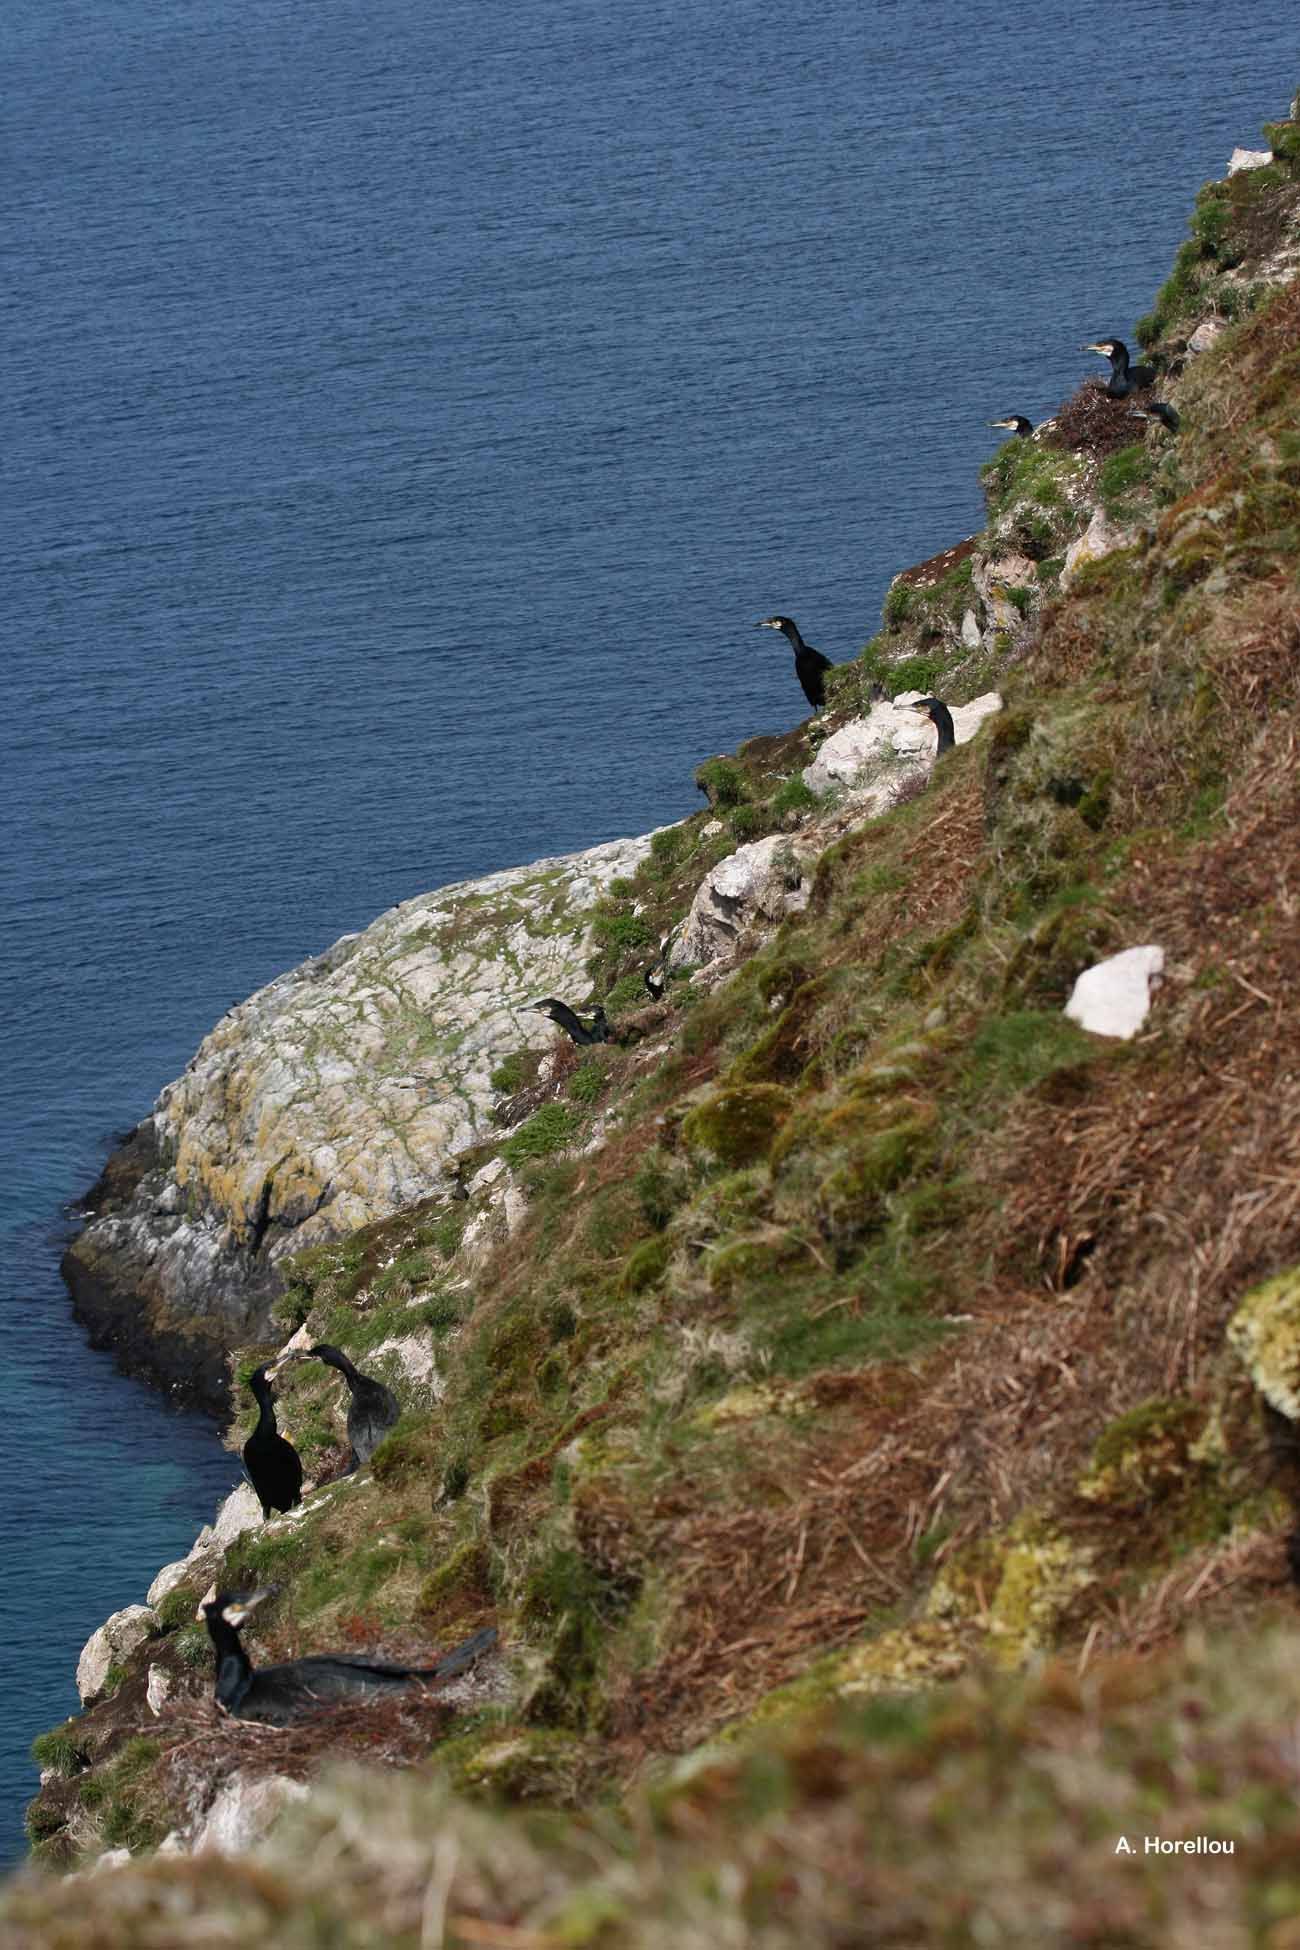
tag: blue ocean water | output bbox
[1,0,1292,1865]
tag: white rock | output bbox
[469,1156,508,1194]
[369,1333,443,1393]
[157,1830,187,1855]
[1187,317,1226,357]
[960,608,982,648]
[1061,509,1130,589]
[676,834,819,966]
[1228,147,1271,174]
[188,1483,263,1560]
[91,1848,133,1874]
[146,1559,191,1608]
[146,1666,173,1717]
[192,1771,310,1854]
[76,1606,157,1705]
[803,694,1003,801]
[1065,946,1165,1040]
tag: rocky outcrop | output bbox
[1064,945,1164,1040]
[76,1606,156,1706]
[62,830,657,1408]
[802,693,1003,806]
[676,833,820,969]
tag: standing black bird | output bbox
[1083,338,1156,398]
[989,414,1034,438]
[200,1590,498,1725]
[241,1362,303,1522]
[644,966,665,1001]
[524,998,611,1046]
[287,1344,401,1472]
[755,616,833,710]
[1130,400,1181,434]
[906,697,956,754]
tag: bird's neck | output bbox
[780,621,806,650]
[207,1621,253,1709]
[250,1382,277,1437]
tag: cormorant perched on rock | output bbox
[644,966,665,1001]
[524,998,611,1046]
[755,616,833,710]
[989,415,1034,438]
[906,697,956,754]
[200,1590,498,1725]
[1083,338,1156,398]
[1130,400,1181,434]
[286,1344,400,1472]
[242,1362,303,1522]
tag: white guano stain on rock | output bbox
[1064,946,1165,1040]
[192,1772,311,1854]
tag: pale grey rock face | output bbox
[1228,147,1271,174]
[146,1558,192,1608]
[676,833,820,967]
[1065,946,1165,1039]
[64,827,657,1389]
[1061,508,1130,589]
[192,1771,310,1854]
[972,551,1037,634]
[369,1332,444,1395]
[802,694,1003,805]
[146,1665,173,1716]
[1187,317,1227,356]
[76,1605,156,1705]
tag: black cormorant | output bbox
[644,967,665,1001]
[1130,400,1181,434]
[524,998,611,1046]
[1083,338,1156,398]
[989,415,1034,438]
[906,697,956,754]
[200,1590,498,1725]
[241,1362,303,1523]
[291,1344,401,1472]
[755,616,833,711]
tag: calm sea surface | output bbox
[1,0,1293,1865]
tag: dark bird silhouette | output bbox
[241,1362,303,1523]
[524,998,611,1046]
[1130,400,1181,434]
[989,414,1034,438]
[644,966,665,1001]
[200,1590,498,1725]
[1083,337,1156,398]
[906,697,956,754]
[755,616,833,710]
[292,1343,400,1472]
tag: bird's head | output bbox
[904,697,945,724]
[755,615,793,633]
[200,1588,272,1629]
[1083,338,1122,359]
[989,415,1031,434]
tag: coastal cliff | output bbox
[12,101,1300,1947]
[62,832,656,1409]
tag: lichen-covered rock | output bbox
[145,1666,173,1717]
[192,1771,310,1853]
[1229,1267,1300,1421]
[62,828,657,1404]
[1060,507,1131,588]
[76,1605,156,1705]
[676,834,819,967]
[1064,945,1164,1039]
[802,693,1002,804]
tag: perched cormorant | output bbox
[989,415,1034,439]
[524,998,611,1046]
[241,1362,303,1523]
[288,1343,401,1472]
[906,697,956,754]
[755,616,833,711]
[644,966,665,1001]
[200,1590,498,1725]
[1130,400,1181,434]
[1083,338,1156,398]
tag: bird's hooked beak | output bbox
[754,618,780,630]
[988,418,1016,428]
[222,1589,272,1627]
[1082,341,1110,356]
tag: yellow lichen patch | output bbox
[1228,1265,1300,1420]
[691,1383,803,1431]
[835,1618,970,1697]
[926,1516,1095,1668]
[1077,1397,1202,1506]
